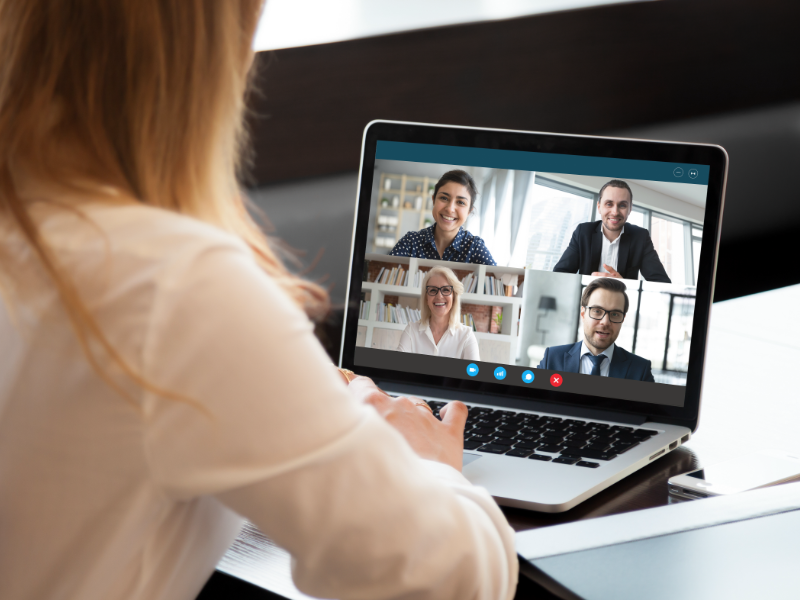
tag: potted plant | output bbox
[492,311,503,334]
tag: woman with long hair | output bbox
[397,266,480,360]
[0,2,515,599]
[389,170,496,265]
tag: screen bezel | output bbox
[341,120,727,431]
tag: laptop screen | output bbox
[344,123,725,420]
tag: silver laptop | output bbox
[340,120,727,512]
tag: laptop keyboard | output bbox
[427,401,658,468]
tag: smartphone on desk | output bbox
[668,450,800,500]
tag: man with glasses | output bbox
[553,179,671,283]
[537,278,656,382]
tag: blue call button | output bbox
[522,370,535,384]
[493,366,507,380]
[466,363,479,377]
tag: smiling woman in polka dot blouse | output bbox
[389,170,497,265]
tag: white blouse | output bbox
[397,320,481,361]
[0,201,515,600]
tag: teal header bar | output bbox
[376,141,710,186]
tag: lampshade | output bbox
[538,296,557,311]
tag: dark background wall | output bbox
[242,0,800,306]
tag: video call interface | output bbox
[352,141,711,408]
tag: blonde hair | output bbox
[419,266,464,329]
[0,0,328,406]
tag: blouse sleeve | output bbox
[140,242,517,600]
[397,322,415,352]
[388,231,413,257]
[476,238,497,266]
[462,329,481,361]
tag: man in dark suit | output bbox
[553,180,671,283]
[537,277,656,382]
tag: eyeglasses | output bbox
[426,285,454,296]
[586,306,626,323]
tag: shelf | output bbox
[359,320,408,330]
[362,281,420,294]
[474,331,513,340]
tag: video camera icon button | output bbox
[522,370,535,384]
[466,363,479,377]
[493,366,507,380]
[673,167,684,177]
[550,374,563,387]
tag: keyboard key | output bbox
[463,440,483,450]
[497,423,523,432]
[471,426,496,435]
[528,453,553,462]
[558,451,582,459]
[633,429,658,439]
[515,434,541,442]
[494,431,516,439]
[578,449,618,461]
[536,444,563,454]
[491,438,515,446]
[576,461,600,468]
[506,448,534,458]
[513,441,539,450]
[553,456,580,465]
[585,442,613,451]
[541,434,565,442]
[494,411,518,418]
[478,444,509,454]
[613,442,640,454]
[563,440,587,449]
[468,435,495,443]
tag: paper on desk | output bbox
[516,480,800,561]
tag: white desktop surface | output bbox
[216,284,800,599]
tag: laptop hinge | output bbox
[379,382,647,426]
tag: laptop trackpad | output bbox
[463,452,482,467]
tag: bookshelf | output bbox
[358,254,526,363]
[373,173,437,252]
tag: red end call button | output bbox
[550,374,563,387]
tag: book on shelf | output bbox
[461,272,479,295]
[359,300,371,320]
[374,267,385,284]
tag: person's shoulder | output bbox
[615,345,649,365]
[624,222,649,237]
[84,202,248,256]
[546,342,578,356]
[567,221,599,239]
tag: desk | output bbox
[210,284,800,599]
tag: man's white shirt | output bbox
[579,341,615,377]
[599,223,624,274]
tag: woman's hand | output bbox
[347,376,468,471]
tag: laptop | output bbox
[340,120,727,512]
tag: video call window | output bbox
[360,155,708,400]
[576,280,696,386]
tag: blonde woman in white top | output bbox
[398,266,481,360]
[0,2,516,600]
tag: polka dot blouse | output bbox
[389,225,497,265]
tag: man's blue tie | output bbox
[588,353,607,376]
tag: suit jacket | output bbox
[553,221,671,282]
[537,342,656,383]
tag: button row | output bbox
[466,364,562,387]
